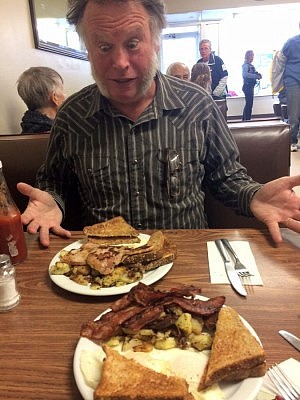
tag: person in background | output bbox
[241,50,262,121]
[197,39,228,120]
[17,66,66,134]
[166,62,190,81]
[191,62,227,120]
[16,0,300,248]
[281,22,300,152]
[190,62,211,92]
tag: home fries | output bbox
[79,284,267,400]
[50,216,176,289]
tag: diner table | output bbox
[0,228,300,400]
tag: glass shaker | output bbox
[0,254,20,311]
[0,160,27,264]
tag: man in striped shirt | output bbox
[18,0,300,247]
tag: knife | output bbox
[215,239,247,297]
[279,330,300,351]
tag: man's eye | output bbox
[99,44,111,52]
[127,39,139,50]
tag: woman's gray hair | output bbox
[67,0,166,46]
[17,67,63,110]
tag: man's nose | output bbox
[111,47,130,69]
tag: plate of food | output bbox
[73,284,266,400]
[49,217,176,296]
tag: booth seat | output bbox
[205,120,290,228]
[0,121,290,230]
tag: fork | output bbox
[220,239,253,277]
[268,364,300,400]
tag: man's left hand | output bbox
[250,175,300,243]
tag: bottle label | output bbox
[6,234,19,257]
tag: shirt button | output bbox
[132,159,138,165]
[137,223,142,229]
[135,191,140,196]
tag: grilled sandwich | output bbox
[83,216,140,245]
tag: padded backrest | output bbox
[205,120,291,228]
[0,134,49,213]
[0,133,82,230]
[0,120,291,230]
[215,99,228,119]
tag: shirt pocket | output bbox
[157,147,203,202]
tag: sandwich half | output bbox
[83,216,140,245]
[199,306,267,390]
[95,345,194,400]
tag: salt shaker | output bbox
[0,254,20,311]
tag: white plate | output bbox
[73,296,264,400]
[48,234,173,296]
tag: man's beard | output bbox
[91,51,158,100]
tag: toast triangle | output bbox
[198,306,266,389]
[83,216,139,238]
[95,345,194,400]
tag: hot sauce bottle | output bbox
[0,160,27,264]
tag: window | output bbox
[160,27,199,74]
[162,3,300,96]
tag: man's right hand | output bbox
[17,182,71,247]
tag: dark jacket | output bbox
[20,110,52,134]
[197,53,228,98]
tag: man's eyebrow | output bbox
[127,26,145,37]
[93,26,145,41]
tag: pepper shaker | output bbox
[0,254,20,311]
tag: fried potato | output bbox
[155,336,177,350]
[189,332,213,351]
[191,317,204,334]
[175,313,193,335]
[50,262,71,275]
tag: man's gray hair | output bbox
[17,67,63,111]
[199,39,211,49]
[67,0,166,46]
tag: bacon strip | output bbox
[80,283,225,342]
[81,305,144,341]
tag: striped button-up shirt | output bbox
[36,71,262,229]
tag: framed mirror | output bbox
[29,0,88,60]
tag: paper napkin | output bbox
[257,358,300,399]
[207,240,263,286]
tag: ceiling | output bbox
[165,2,300,25]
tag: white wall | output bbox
[0,0,295,133]
[227,95,275,118]
[0,0,94,134]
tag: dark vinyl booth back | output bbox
[0,121,290,230]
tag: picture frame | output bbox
[28,0,88,60]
